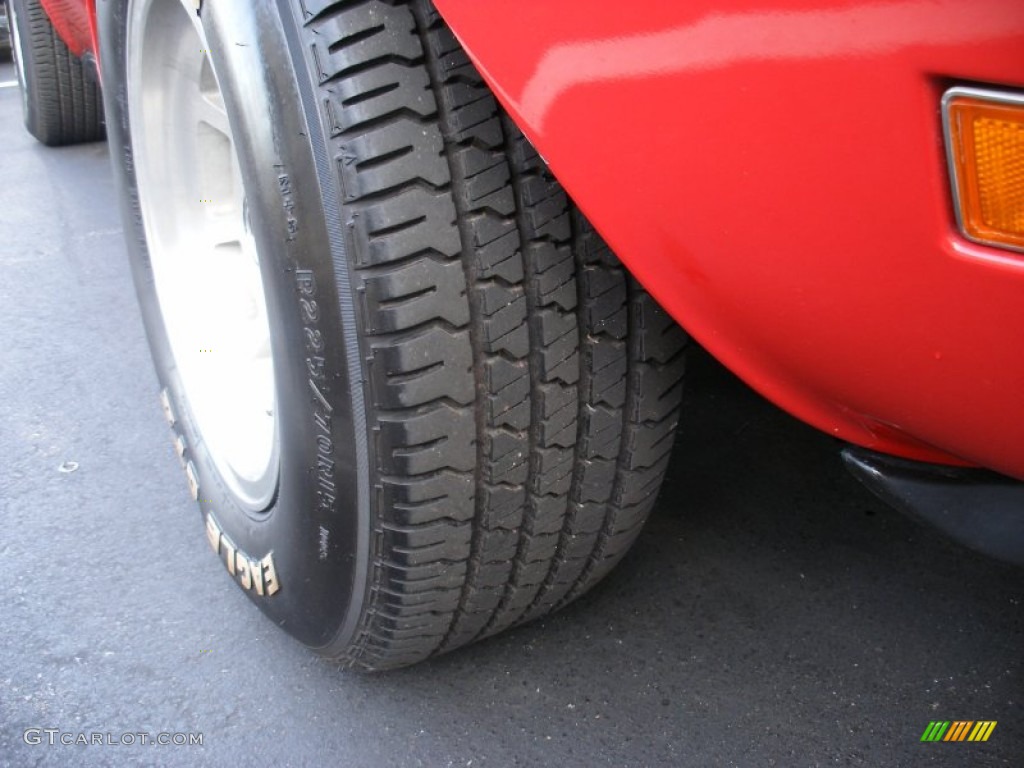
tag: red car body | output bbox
[38,0,94,57]
[46,0,1024,480]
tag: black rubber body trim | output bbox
[842,447,1024,566]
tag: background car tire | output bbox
[1,3,12,61]
[100,0,688,670]
[7,0,104,146]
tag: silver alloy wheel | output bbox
[8,0,29,117]
[126,0,279,510]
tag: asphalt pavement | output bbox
[1,60,1022,767]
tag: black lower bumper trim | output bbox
[842,447,1024,566]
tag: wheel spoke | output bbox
[195,95,228,139]
[196,51,231,137]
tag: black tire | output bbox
[99,0,687,670]
[7,0,104,146]
[1,5,12,61]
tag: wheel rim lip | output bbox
[9,0,29,117]
[126,0,279,511]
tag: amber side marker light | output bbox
[942,87,1024,253]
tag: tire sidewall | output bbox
[97,0,372,649]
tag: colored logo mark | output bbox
[920,721,997,742]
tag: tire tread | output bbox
[298,0,688,669]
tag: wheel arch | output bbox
[431,0,1024,480]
